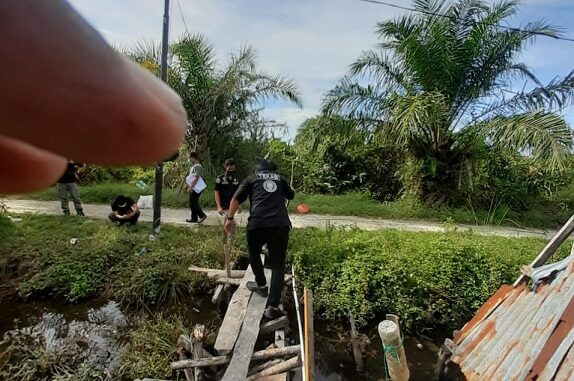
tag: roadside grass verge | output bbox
[8,183,572,229]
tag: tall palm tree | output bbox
[127,34,302,173]
[323,0,574,202]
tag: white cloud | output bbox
[68,0,574,135]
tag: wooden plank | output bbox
[304,289,315,381]
[214,264,257,355]
[171,345,301,370]
[260,316,289,335]
[514,213,574,286]
[212,284,225,304]
[188,265,245,279]
[247,359,283,377]
[222,268,272,381]
[246,356,301,380]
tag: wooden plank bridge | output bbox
[166,256,312,381]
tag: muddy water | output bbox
[0,296,440,381]
[312,320,440,381]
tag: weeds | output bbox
[289,227,570,333]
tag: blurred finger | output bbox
[0,136,67,193]
[0,1,186,166]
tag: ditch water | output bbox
[0,296,440,380]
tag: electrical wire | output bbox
[359,0,574,43]
[176,0,190,35]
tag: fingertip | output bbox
[0,137,67,194]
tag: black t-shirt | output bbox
[58,162,83,183]
[111,197,136,216]
[214,174,240,210]
[234,171,295,230]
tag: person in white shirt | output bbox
[185,151,207,223]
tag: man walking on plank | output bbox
[224,159,295,319]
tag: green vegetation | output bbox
[0,214,239,307]
[117,314,187,380]
[289,227,570,332]
[2,214,567,334]
[321,0,574,205]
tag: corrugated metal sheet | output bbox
[450,256,574,381]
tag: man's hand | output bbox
[217,206,224,216]
[224,219,234,235]
[0,1,187,194]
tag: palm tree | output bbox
[323,0,574,203]
[127,34,302,174]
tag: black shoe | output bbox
[264,306,286,320]
[63,210,70,216]
[198,215,207,224]
[77,211,84,216]
[186,219,198,223]
[246,281,268,297]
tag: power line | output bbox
[176,0,190,34]
[359,0,574,43]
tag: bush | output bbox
[289,227,567,332]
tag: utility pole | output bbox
[152,0,170,236]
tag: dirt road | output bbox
[1,199,557,239]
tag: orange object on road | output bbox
[296,203,310,214]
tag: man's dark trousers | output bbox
[189,190,206,221]
[246,226,289,307]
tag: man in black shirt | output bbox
[108,195,140,225]
[214,158,239,216]
[57,160,85,216]
[224,159,295,319]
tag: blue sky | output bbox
[68,0,574,140]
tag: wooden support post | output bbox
[514,213,574,286]
[378,314,409,381]
[304,289,315,381]
[178,351,193,381]
[225,235,232,279]
[350,314,364,372]
[192,325,206,381]
[246,356,302,380]
[171,345,301,370]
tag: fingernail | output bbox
[124,57,187,130]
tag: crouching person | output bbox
[108,195,140,225]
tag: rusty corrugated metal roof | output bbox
[450,254,574,381]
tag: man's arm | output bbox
[282,179,295,200]
[214,190,223,214]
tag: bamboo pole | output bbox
[378,315,409,381]
[171,345,301,370]
[304,288,315,381]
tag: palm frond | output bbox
[470,111,573,171]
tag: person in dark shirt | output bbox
[224,159,295,319]
[214,158,240,216]
[57,160,85,216]
[108,195,140,225]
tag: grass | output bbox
[8,183,572,229]
[294,192,572,229]
[2,213,568,331]
[0,213,243,307]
